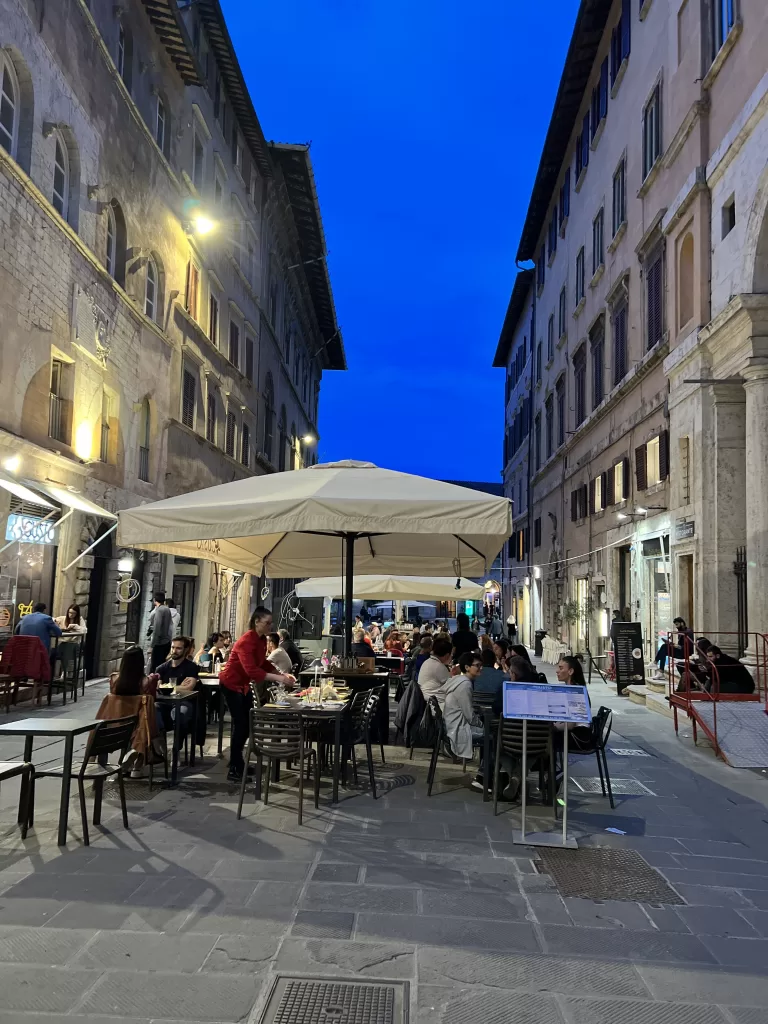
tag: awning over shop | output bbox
[0,470,56,508]
[27,481,117,520]
[295,574,485,601]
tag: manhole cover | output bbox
[536,847,684,904]
[572,777,656,795]
[609,748,651,757]
[259,977,408,1024]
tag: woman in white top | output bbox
[266,632,294,675]
[417,637,453,704]
[54,603,87,634]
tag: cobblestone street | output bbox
[0,671,767,1022]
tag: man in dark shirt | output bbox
[155,636,200,735]
[451,612,479,660]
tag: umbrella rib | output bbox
[455,535,486,564]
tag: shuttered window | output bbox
[635,442,648,491]
[571,489,579,523]
[545,395,554,459]
[606,464,615,506]
[659,429,670,480]
[591,323,605,408]
[228,320,240,369]
[182,370,195,428]
[241,423,250,466]
[206,393,216,444]
[581,114,590,172]
[225,412,236,457]
[556,376,566,447]
[574,345,587,427]
[646,248,663,349]
[613,300,628,385]
[245,337,254,382]
[534,517,542,548]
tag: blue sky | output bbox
[222,0,579,481]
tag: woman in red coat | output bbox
[219,606,295,781]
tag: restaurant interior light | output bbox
[2,455,20,473]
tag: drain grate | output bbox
[536,847,684,904]
[609,748,652,757]
[572,777,656,796]
[259,977,407,1024]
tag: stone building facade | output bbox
[495,0,767,662]
[0,0,344,674]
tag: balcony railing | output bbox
[48,393,65,443]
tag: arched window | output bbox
[155,96,166,153]
[0,53,19,158]
[139,397,150,482]
[105,206,116,277]
[290,422,297,471]
[278,405,287,472]
[104,200,126,285]
[678,232,694,330]
[263,373,274,463]
[52,134,69,219]
[145,257,157,320]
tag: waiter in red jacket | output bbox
[219,606,295,782]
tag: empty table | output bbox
[0,717,100,845]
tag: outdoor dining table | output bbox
[262,695,352,804]
[0,716,100,845]
[298,669,391,746]
[154,690,199,786]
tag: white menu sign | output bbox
[502,682,592,725]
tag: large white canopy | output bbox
[118,460,511,578]
[295,574,485,601]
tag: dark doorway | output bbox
[124,554,145,647]
[84,523,114,678]
[618,545,632,620]
[172,575,196,636]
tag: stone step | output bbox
[626,684,647,706]
[644,688,675,719]
[646,677,668,693]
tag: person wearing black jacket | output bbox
[278,628,303,674]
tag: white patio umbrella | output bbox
[295,574,485,601]
[118,460,511,650]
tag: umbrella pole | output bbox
[344,532,356,655]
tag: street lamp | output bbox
[302,433,316,444]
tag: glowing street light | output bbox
[193,214,215,236]
[302,434,316,444]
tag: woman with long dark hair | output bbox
[554,654,592,751]
[111,646,147,695]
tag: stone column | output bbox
[742,363,768,656]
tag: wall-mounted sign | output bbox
[5,514,57,545]
[675,520,695,541]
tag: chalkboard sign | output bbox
[610,621,645,696]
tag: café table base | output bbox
[512,829,578,849]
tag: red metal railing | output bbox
[660,630,767,759]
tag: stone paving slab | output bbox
[80,969,262,1022]
[416,946,651,996]
[1,676,768,1023]
[561,997,730,1024]
[417,984,565,1024]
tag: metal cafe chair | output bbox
[29,715,138,845]
[0,761,34,838]
[493,717,556,817]
[237,708,319,825]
